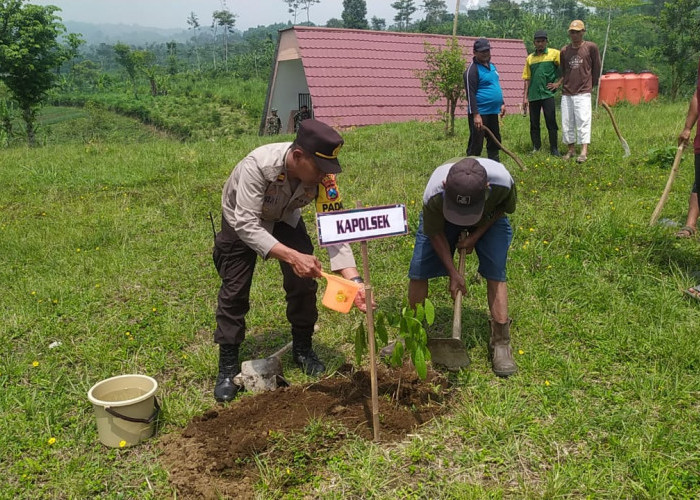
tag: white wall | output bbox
[269,59,309,134]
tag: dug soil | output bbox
[160,363,449,499]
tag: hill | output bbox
[63,20,191,45]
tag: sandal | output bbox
[684,284,700,301]
[675,225,697,239]
[576,155,587,163]
[561,151,575,160]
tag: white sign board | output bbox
[317,204,408,246]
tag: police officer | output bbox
[212,119,370,402]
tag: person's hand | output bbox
[448,272,467,300]
[289,252,322,278]
[679,128,692,146]
[456,233,478,254]
[546,81,559,91]
[473,113,483,130]
[500,104,506,118]
[353,284,375,313]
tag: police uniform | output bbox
[214,142,355,346]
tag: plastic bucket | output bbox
[320,272,361,313]
[87,374,159,448]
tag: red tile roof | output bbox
[286,26,527,129]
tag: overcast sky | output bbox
[28,0,417,31]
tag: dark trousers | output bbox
[467,113,501,161]
[528,97,558,151]
[212,217,318,345]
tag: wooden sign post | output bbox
[317,203,408,441]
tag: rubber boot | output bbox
[214,344,241,402]
[488,319,518,377]
[292,331,325,376]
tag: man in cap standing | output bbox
[522,30,562,156]
[407,157,518,377]
[557,20,601,163]
[464,38,506,162]
[212,119,370,402]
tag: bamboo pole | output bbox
[356,201,380,442]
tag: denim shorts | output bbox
[408,213,513,282]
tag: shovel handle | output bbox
[649,144,685,226]
[269,341,293,360]
[452,236,468,340]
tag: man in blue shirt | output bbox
[464,38,506,162]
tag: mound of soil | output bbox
[160,363,449,499]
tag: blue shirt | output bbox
[464,60,504,115]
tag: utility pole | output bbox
[452,0,460,38]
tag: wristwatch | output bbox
[349,276,364,284]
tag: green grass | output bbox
[2,99,700,498]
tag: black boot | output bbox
[214,344,241,402]
[292,333,325,376]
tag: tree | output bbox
[286,0,301,23]
[370,16,386,30]
[416,38,466,136]
[391,0,417,30]
[326,17,344,27]
[186,11,202,72]
[0,0,74,145]
[658,0,700,98]
[113,43,140,98]
[342,0,369,29]
[422,0,448,26]
[213,7,237,70]
[300,0,321,23]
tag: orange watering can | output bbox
[320,272,361,313]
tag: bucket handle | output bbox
[105,397,160,424]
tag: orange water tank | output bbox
[599,70,625,106]
[639,70,659,102]
[623,70,642,105]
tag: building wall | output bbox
[270,59,309,134]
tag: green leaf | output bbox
[390,341,404,368]
[424,299,435,326]
[413,346,427,380]
[375,313,388,346]
[414,303,425,323]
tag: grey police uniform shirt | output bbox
[221,142,356,271]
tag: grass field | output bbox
[2,99,700,498]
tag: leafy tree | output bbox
[0,0,74,145]
[186,11,202,71]
[658,0,700,98]
[391,0,417,30]
[422,0,448,25]
[342,0,369,29]
[300,0,321,23]
[326,17,344,27]
[166,41,178,75]
[286,0,301,23]
[213,7,237,70]
[416,38,466,136]
[370,16,386,30]
[113,43,140,98]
